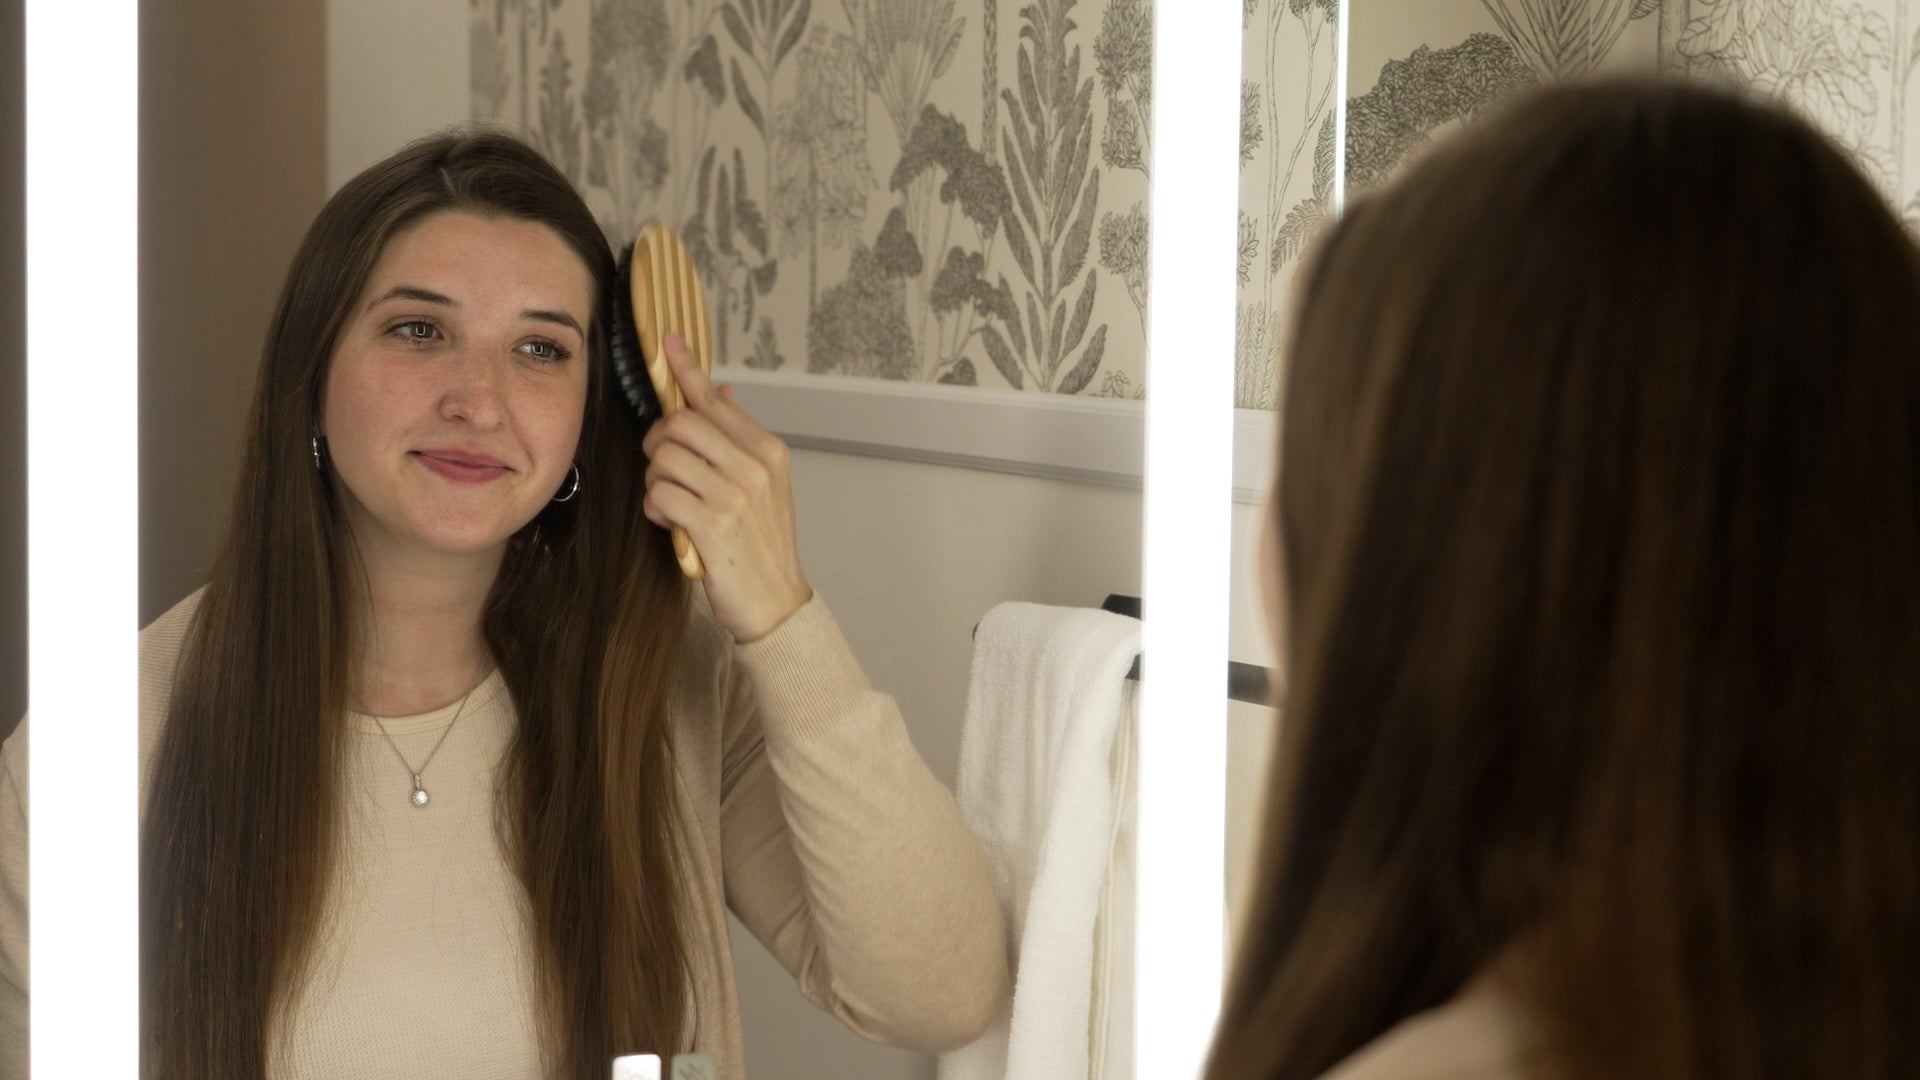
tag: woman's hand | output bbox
[640,333,813,642]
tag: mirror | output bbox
[4,0,1189,1078]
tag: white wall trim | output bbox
[727,370,1146,488]
[727,368,1280,502]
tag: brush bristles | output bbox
[609,242,661,426]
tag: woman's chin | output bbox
[402,514,538,560]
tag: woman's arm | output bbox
[714,596,1009,1050]
[639,337,1008,1048]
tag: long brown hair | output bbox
[1209,80,1920,1080]
[140,130,693,1079]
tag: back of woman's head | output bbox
[1210,78,1920,1080]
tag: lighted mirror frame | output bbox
[26,0,141,1076]
[1134,1,1241,1076]
[1137,2,1349,1076]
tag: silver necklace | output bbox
[367,682,477,808]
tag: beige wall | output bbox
[326,0,467,191]
[1,0,20,741]
[139,0,328,625]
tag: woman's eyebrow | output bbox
[365,284,454,310]
[365,286,583,337]
[521,309,583,337]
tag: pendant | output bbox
[411,774,429,808]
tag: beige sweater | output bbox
[0,590,1009,1079]
[1316,984,1537,1080]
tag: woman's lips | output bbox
[412,450,510,484]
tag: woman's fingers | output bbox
[660,333,789,471]
[641,476,703,532]
[643,440,735,514]
[663,332,715,410]
[641,407,757,481]
[647,332,811,641]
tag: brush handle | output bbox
[671,525,704,579]
[628,223,713,581]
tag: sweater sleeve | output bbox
[715,594,1010,1051]
[0,720,28,1080]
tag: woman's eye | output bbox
[391,320,440,343]
[519,339,573,363]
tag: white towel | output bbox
[937,602,1143,1080]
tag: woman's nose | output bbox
[439,347,506,426]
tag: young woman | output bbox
[0,132,1007,1080]
[1208,80,1920,1080]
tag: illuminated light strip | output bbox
[1135,1,1240,1077]
[26,0,141,1076]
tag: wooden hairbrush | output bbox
[609,222,714,580]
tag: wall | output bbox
[467,0,1152,398]
[0,0,20,741]
[459,1,1324,411]
[327,0,469,191]
[1238,0,1338,409]
[139,0,329,624]
[1347,1,1920,210]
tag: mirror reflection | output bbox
[1205,4,1920,1080]
[6,1,1182,1078]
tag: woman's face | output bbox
[320,209,594,561]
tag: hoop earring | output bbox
[311,435,327,474]
[551,464,581,503]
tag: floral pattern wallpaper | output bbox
[1236,0,1340,410]
[1675,0,1920,226]
[1347,0,1920,227]
[473,2,1920,410]
[473,0,1154,398]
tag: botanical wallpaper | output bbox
[1674,0,1920,225]
[471,0,1155,398]
[1237,0,1340,410]
[471,3,1920,410]
[1348,0,1920,229]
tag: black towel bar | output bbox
[1100,595,1275,706]
[964,595,1278,707]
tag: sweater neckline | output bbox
[343,669,507,736]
